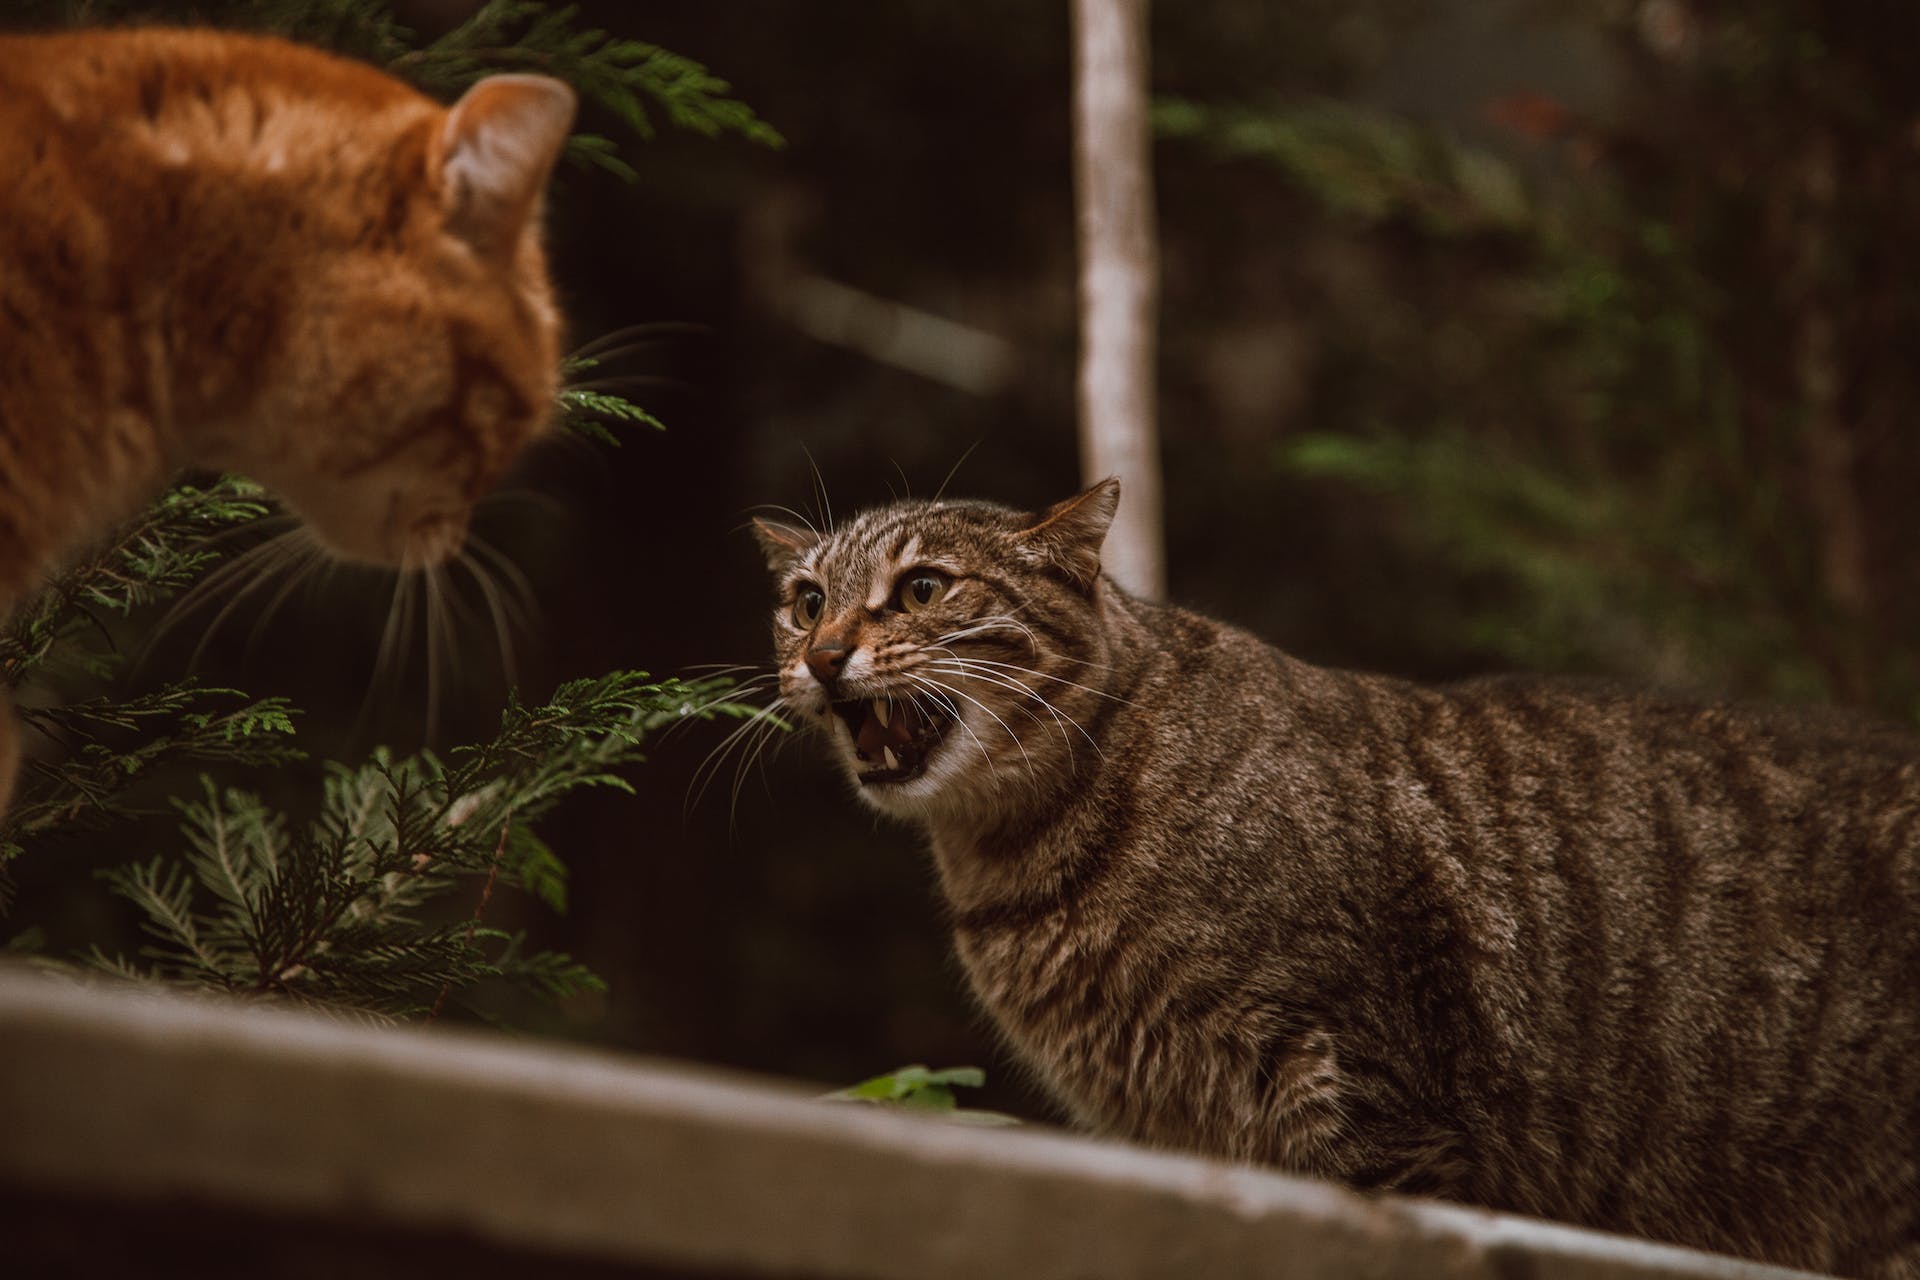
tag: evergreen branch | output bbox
[232,0,417,63]
[96,858,235,985]
[427,815,511,1022]
[488,931,606,1001]
[0,478,270,686]
[0,686,302,846]
[1155,97,1534,239]
[85,672,758,1018]
[387,0,783,177]
[558,354,666,445]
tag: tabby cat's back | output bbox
[758,479,1920,1278]
[0,29,577,813]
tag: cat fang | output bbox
[831,696,956,784]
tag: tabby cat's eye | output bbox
[793,585,825,629]
[898,570,951,613]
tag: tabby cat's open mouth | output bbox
[833,696,954,784]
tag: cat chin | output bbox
[839,742,1002,824]
[827,734,953,819]
[844,770,945,820]
[278,498,469,570]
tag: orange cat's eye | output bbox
[897,571,951,614]
[793,585,825,629]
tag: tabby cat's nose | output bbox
[806,642,849,686]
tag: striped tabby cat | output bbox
[755,478,1920,1278]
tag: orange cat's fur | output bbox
[0,28,577,814]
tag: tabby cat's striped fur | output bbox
[757,478,1920,1278]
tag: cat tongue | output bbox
[856,700,914,757]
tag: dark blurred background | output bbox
[12,0,1920,1122]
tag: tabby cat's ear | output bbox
[751,518,819,574]
[1016,477,1120,591]
[440,74,577,257]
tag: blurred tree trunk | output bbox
[1072,0,1164,598]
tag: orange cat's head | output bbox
[122,38,579,569]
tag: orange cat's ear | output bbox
[1015,477,1120,591]
[752,517,819,574]
[440,74,577,257]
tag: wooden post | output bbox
[1072,0,1165,598]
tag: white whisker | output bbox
[686,699,789,821]
[744,504,822,539]
[899,674,1000,785]
[458,546,521,689]
[424,567,453,742]
[921,659,1105,763]
[178,530,312,674]
[801,445,835,535]
[927,649,1135,707]
[934,614,1041,652]
[903,671,1034,785]
[240,535,327,664]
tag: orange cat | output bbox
[0,28,577,814]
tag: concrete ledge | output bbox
[0,967,1823,1279]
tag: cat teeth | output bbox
[873,698,891,728]
[883,745,900,771]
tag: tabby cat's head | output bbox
[121,35,577,568]
[755,479,1119,820]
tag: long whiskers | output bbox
[933,615,1041,653]
[901,670,1035,785]
[742,504,822,541]
[567,321,711,365]
[927,648,1135,707]
[237,535,332,665]
[171,528,322,676]
[801,445,835,536]
[932,439,983,502]
[684,680,790,826]
[423,566,454,743]
[462,534,540,625]
[898,673,1003,785]
[920,657,1105,763]
[455,546,526,689]
[134,519,295,667]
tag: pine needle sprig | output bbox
[1,685,301,841]
[16,3,782,183]
[0,478,270,687]
[387,1,783,182]
[83,672,757,1018]
[558,355,667,445]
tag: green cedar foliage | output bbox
[1,1,774,1019]
[11,0,782,182]
[1159,4,1920,720]
[83,673,751,1019]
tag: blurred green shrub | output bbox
[1161,0,1920,720]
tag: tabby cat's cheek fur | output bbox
[759,477,1920,1279]
[0,29,576,812]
